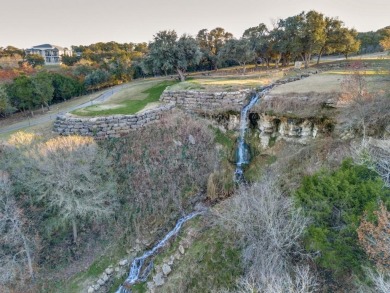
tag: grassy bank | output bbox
[72,80,176,116]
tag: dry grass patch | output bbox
[271,74,344,94]
[170,70,288,92]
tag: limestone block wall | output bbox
[160,89,252,111]
[53,103,175,138]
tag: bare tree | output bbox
[352,139,390,188]
[215,175,317,292]
[366,269,390,293]
[339,63,371,140]
[369,144,390,188]
[339,63,390,140]
[356,268,390,293]
[23,136,117,243]
[0,173,36,287]
[231,266,318,293]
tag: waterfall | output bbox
[116,210,204,293]
[115,82,279,291]
[235,84,275,181]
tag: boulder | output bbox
[119,259,128,266]
[162,264,172,276]
[147,281,156,292]
[93,284,100,291]
[102,273,109,282]
[188,135,196,145]
[153,272,165,286]
[167,255,175,266]
[105,267,114,275]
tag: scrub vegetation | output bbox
[0,9,389,293]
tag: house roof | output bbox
[30,44,67,51]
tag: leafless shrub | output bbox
[356,268,390,293]
[370,146,390,188]
[215,175,317,291]
[0,173,37,289]
[106,111,217,235]
[352,138,390,187]
[339,67,390,138]
[366,269,390,293]
[230,265,318,293]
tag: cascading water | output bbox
[116,210,204,293]
[234,84,275,181]
[114,82,280,292]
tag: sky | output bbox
[1,0,389,49]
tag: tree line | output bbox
[139,10,389,79]
[1,10,389,117]
[0,72,83,117]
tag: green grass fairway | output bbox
[72,80,177,117]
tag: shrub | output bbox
[295,159,390,278]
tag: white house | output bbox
[25,44,72,64]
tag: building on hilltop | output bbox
[25,44,72,64]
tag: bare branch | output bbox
[215,175,317,291]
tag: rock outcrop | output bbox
[257,114,321,148]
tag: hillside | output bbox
[0,57,389,293]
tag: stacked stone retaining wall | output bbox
[53,103,175,138]
[160,89,252,111]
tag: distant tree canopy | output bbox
[71,41,147,64]
[4,72,84,115]
[25,54,45,68]
[218,38,256,73]
[0,46,24,58]
[61,54,80,66]
[143,30,202,81]
[0,10,372,111]
[242,23,269,66]
[0,85,16,117]
[357,26,390,53]
[68,41,146,84]
[379,28,390,51]
[263,10,360,68]
[196,27,234,70]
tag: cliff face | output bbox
[224,112,334,149]
[257,114,319,148]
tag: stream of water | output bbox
[116,83,277,292]
[116,211,204,293]
[234,84,275,181]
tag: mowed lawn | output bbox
[170,70,288,92]
[271,59,390,95]
[72,80,177,117]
